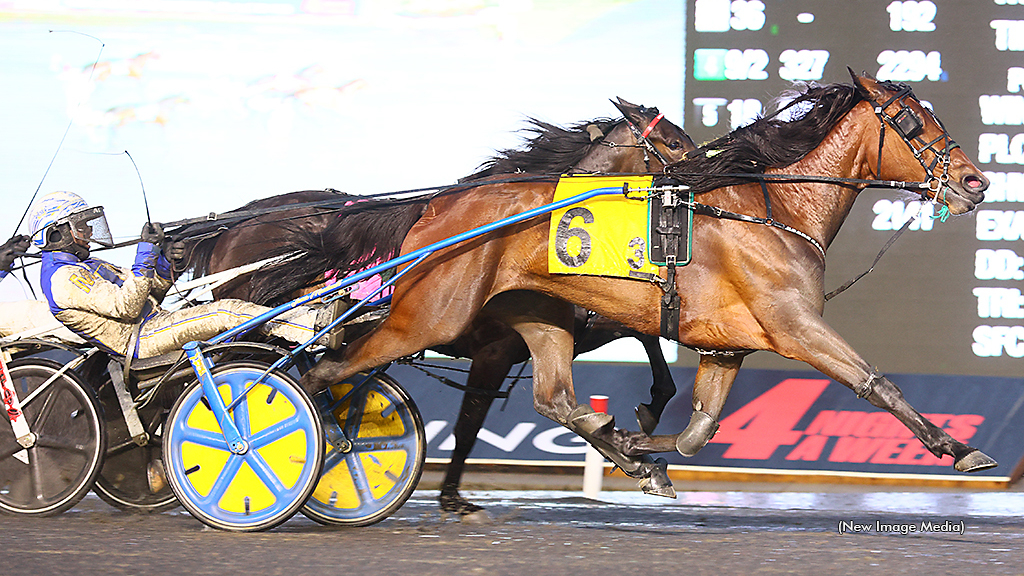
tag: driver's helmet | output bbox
[28,191,113,251]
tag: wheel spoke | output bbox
[27,384,59,431]
[321,447,348,471]
[179,426,231,451]
[345,388,367,438]
[247,413,306,450]
[351,432,418,453]
[243,451,287,495]
[199,454,244,507]
[28,447,46,502]
[229,381,251,441]
[34,435,93,456]
[343,451,372,506]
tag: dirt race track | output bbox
[4,487,1024,576]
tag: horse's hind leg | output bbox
[634,333,677,435]
[301,296,480,395]
[609,353,745,457]
[489,291,675,497]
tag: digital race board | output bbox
[682,0,1024,378]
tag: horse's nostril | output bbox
[964,174,988,193]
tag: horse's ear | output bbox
[848,66,879,99]
[611,97,658,125]
[611,97,637,118]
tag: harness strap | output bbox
[654,186,682,341]
[685,193,826,260]
[641,113,665,138]
[660,263,680,342]
[669,171,932,192]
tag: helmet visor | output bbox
[67,207,113,247]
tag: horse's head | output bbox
[849,68,988,215]
[605,97,695,171]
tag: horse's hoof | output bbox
[635,404,658,436]
[569,404,615,436]
[675,410,720,457]
[638,458,676,499]
[439,493,485,516]
[459,510,493,525]
[954,449,998,473]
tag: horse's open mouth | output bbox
[943,174,988,215]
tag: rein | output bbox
[660,82,960,300]
[395,353,530,401]
[163,175,561,241]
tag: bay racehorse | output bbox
[287,70,995,487]
[172,99,695,514]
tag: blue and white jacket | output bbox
[40,242,173,356]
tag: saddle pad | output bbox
[547,175,660,280]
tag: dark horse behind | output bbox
[170,99,696,515]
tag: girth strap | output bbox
[655,187,682,342]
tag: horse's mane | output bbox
[462,117,622,181]
[668,82,869,193]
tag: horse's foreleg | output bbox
[633,334,677,435]
[674,353,745,456]
[772,316,997,473]
[856,372,995,471]
[613,352,745,457]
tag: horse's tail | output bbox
[249,197,431,305]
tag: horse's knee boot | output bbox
[567,405,652,475]
[637,457,676,499]
[675,410,719,457]
[567,404,614,436]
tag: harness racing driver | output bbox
[21,191,343,359]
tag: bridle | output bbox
[657,82,965,300]
[601,110,670,171]
[867,82,959,204]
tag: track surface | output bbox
[4,489,1023,575]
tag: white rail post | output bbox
[583,394,608,499]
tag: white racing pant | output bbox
[137,299,317,358]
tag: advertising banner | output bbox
[388,360,1024,482]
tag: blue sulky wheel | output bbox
[162,361,324,532]
[302,371,425,527]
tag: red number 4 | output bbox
[708,378,830,459]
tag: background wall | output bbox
[1,0,1021,379]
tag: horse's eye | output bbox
[668,141,682,150]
